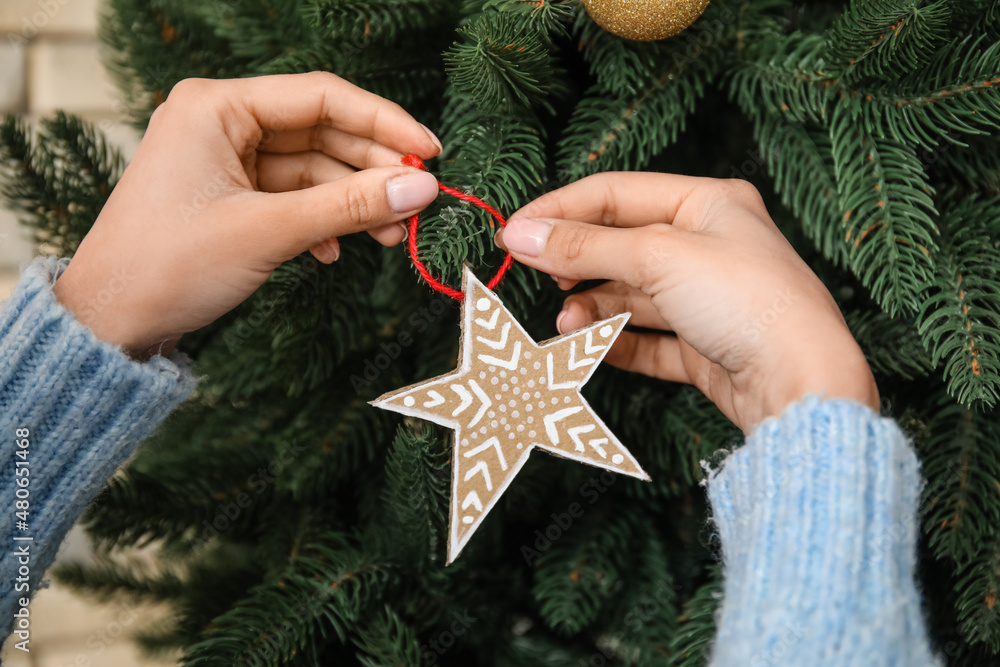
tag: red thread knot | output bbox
[401,154,427,170]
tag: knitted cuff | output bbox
[705,396,941,667]
[0,256,197,620]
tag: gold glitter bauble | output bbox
[582,0,711,41]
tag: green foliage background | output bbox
[2,0,999,664]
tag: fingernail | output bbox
[556,308,569,333]
[419,123,443,153]
[501,218,552,257]
[398,221,409,241]
[327,238,340,262]
[387,171,438,213]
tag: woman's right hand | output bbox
[495,173,879,433]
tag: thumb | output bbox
[255,166,439,258]
[496,217,667,288]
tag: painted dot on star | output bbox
[488,410,496,418]
[491,420,498,428]
[495,393,502,400]
[550,398,558,405]
[403,396,415,407]
[563,396,572,404]
[491,377,499,385]
[461,438,469,446]
[479,371,486,380]
[612,454,624,464]
[517,443,524,449]
[524,350,532,359]
[533,361,541,370]
[477,297,491,311]
[500,404,507,413]
[501,384,509,391]
[529,430,536,438]
[463,515,474,524]
[600,325,614,337]
[480,426,487,434]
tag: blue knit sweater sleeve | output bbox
[0,256,197,634]
[705,396,941,667]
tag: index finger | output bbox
[512,172,705,229]
[185,72,441,158]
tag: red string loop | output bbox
[402,154,513,301]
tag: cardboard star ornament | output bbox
[372,268,650,563]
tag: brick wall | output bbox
[1,0,142,297]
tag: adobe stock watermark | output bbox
[697,425,969,570]
[730,145,779,181]
[420,610,477,665]
[670,6,738,72]
[520,470,619,566]
[223,257,319,352]
[204,0,391,67]
[606,243,672,289]
[6,0,73,45]
[72,267,134,322]
[727,110,960,185]
[53,599,142,667]
[748,621,806,667]
[176,100,300,222]
[728,117,806,182]
[235,583,339,667]
[849,456,964,573]
[188,438,306,551]
[350,294,453,395]
[178,166,244,222]
[698,438,824,549]
[580,578,681,666]
[95,70,165,136]
[740,287,798,342]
